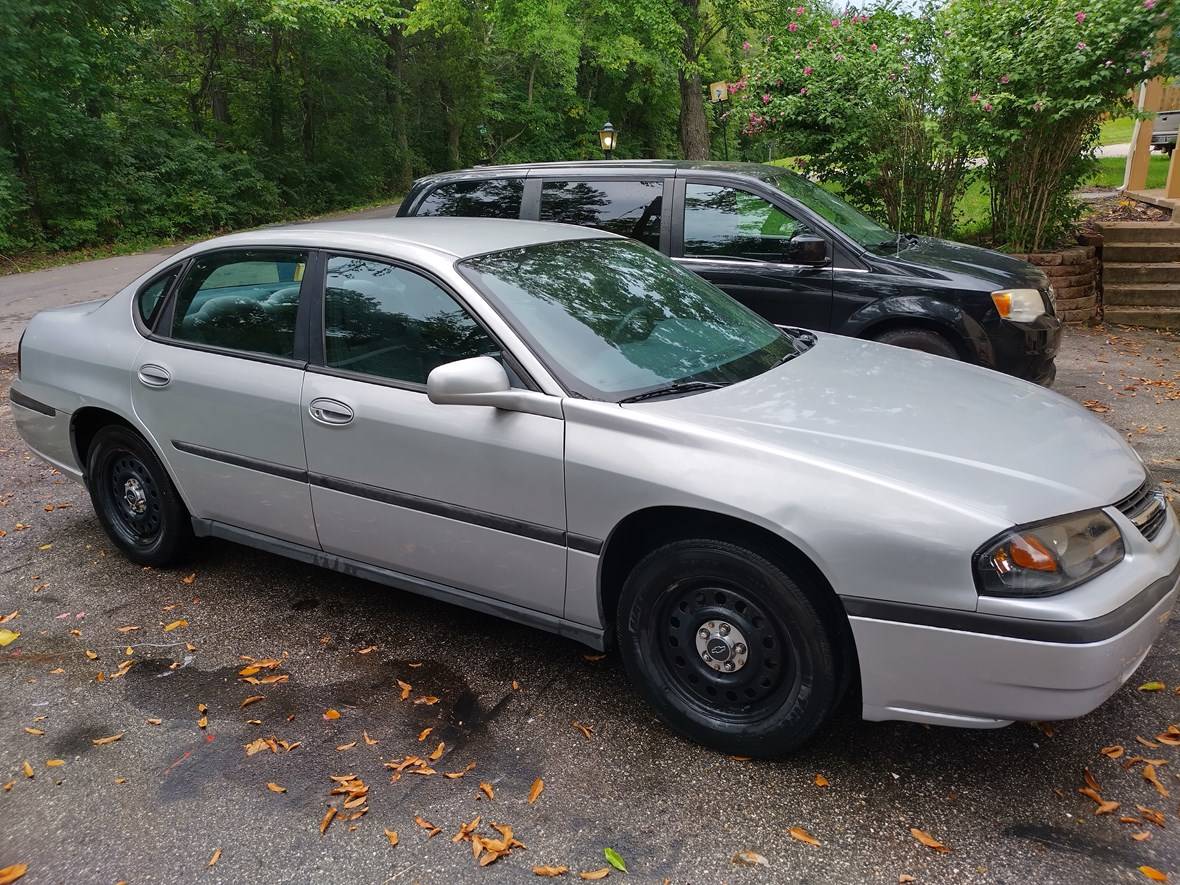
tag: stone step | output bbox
[1104,306,1180,329]
[1103,242,1180,263]
[1103,284,1180,307]
[1097,221,1180,244]
[1103,261,1180,284]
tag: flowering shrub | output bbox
[941,0,1177,251]
[737,4,973,238]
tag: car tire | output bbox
[86,425,193,567]
[872,327,959,359]
[616,539,843,757]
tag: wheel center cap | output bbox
[123,478,147,514]
[695,619,749,673]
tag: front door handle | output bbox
[308,397,354,426]
[137,364,171,388]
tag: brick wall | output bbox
[1007,245,1098,324]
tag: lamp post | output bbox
[598,122,617,160]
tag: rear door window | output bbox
[414,180,524,218]
[170,249,307,358]
[136,270,178,329]
[539,180,664,249]
[683,184,810,262]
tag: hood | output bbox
[633,334,1143,528]
[874,237,1048,291]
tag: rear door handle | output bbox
[308,397,354,426]
[137,364,171,388]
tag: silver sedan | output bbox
[10,218,1179,755]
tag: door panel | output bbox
[678,182,834,330]
[301,372,567,614]
[131,340,317,546]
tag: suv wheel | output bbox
[616,539,843,757]
[87,425,193,567]
[872,326,959,359]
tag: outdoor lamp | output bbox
[598,122,617,159]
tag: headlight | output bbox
[974,510,1124,597]
[991,288,1046,322]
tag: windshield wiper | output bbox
[619,380,726,404]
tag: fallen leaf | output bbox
[1096,800,1121,815]
[1140,682,1166,692]
[418,727,433,742]
[323,709,341,721]
[363,730,377,746]
[1144,765,1170,798]
[198,716,207,729]
[573,722,593,739]
[336,742,357,751]
[1134,831,1153,842]
[1101,745,1126,759]
[910,828,949,853]
[356,645,377,654]
[1139,867,1168,882]
[397,680,412,700]
[83,649,97,661]
[898,877,916,884]
[23,728,43,736]
[429,741,446,762]
[512,680,521,690]
[480,781,495,800]
[1137,805,1167,827]
[583,653,606,663]
[181,573,196,585]
[144,717,162,725]
[22,761,33,779]
[445,762,477,779]
[243,674,288,685]
[788,826,821,846]
[320,806,337,835]
[814,774,830,788]
[162,619,188,632]
[1138,736,1161,749]
[0,864,29,884]
[267,782,286,793]
[91,733,123,746]
[1084,769,1102,793]
[578,870,610,881]
[45,759,64,768]
[533,866,570,877]
[415,815,441,838]
[2,782,12,792]
[604,848,627,873]
[413,695,439,706]
[207,848,221,868]
[116,625,139,633]
[0,612,17,624]
[528,777,544,804]
[240,695,264,709]
[732,850,768,867]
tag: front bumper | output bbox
[847,517,1180,729]
[986,314,1062,387]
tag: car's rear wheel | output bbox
[616,539,843,757]
[87,425,192,566]
[872,326,959,359]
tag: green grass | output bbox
[1099,116,1135,146]
[1085,155,1169,189]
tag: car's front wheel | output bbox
[86,425,193,567]
[617,539,843,757]
[872,326,959,359]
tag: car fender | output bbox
[841,295,993,366]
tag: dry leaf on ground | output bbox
[0,863,28,884]
[528,778,544,804]
[207,848,221,868]
[533,866,570,877]
[266,782,286,793]
[1139,866,1168,882]
[910,828,949,853]
[578,870,610,881]
[733,850,769,867]
[788,826,820,846]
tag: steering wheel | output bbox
[610,305,650,340]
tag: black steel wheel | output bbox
[617,539,842,756]
[87,425,192,566]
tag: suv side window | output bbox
[540,180,663,249]
[170,249,306,358]
[137,270,178,329]
[415,179,524,218]
[324,255,498,386]
[683,184,809,262]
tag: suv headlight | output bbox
[991,288,1046,322]
[974,510,1124,597]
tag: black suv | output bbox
[398,161,1061,385]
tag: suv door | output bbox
[300,252,568,615]
[673,180,834,330]
[538,178,670,253]
[132,248,318,547]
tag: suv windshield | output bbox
[459,238,802,402]
[767,169,896,250]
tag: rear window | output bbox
[136,270,178,328]
[414,180,524,219]
[539,179,663,249]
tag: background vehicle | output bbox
[399,161,1062,385]
[10,219,1176,757]
[1152,109,1178,154]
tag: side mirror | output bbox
[426,356,562,419]
[785,234,830,266]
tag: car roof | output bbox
[189,217,615,260]
[411,159,789,184]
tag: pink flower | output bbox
[795,5,805,14]
[869,43,877,52]
[1000,74,1009,83]
[970,92,980,102]
[799,86,809,95]
[788,21,799,31]
[983,102,993,112]
[1145,0,1156,8]
[761,93,771,104]
[742,40,751,51]
[803,66,814,75]
[831,18,841,27]
[1075,10,1085,22]
[1076,41,1086,50]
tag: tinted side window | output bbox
[683,184,809,261]
[171,250,307,358]
[414,180,524,218]
[137,270,177,328]
[540,180,663,248]
[324,256,497,386]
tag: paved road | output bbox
[2,327,1180,884]
[0,203,400,353]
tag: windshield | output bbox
[767,169,895,250]
[459,238,801,402]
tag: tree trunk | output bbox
[384,27,413,192]
[678,69,709,160]
[267,28,284,151]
